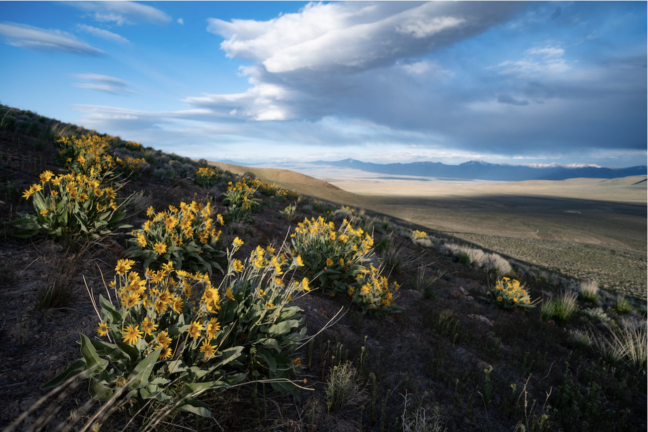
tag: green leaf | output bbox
[258,338,281,352]
[90,339,118,356]
[265,320,300,336]
[89,378,114,402]
[80,334,109,371]
[140,385,172,401]
[214,346,244,367]
[258,349,277,373]
[178,399,212,418]
[129,346,162,389]
[167,360,188,374]
[41,359,87,389]
[99,295,122,323]
[115,338,140,363]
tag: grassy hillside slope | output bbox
[0,104,646,432]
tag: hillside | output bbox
[0,105,646,432]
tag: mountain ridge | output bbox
[306,159,647,181]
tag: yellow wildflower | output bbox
[232,259,243,272]
[122,324,143,345]
[200,340,216,359]
[141,317,158,335]
[233,237,244,247]
[115,259,135,276]
[154,242,167,254]
[97,322,109,337]
[188,320,204,339]
[226,288,235,300]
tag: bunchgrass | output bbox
[325,361,364,411]
[541,291,579,325]
[411,267,439,300]
[540,299,556,322]
[590,323,647,370]
[580,280,599,303]
[568,329,591,349]
[553,291,579,324]
[614,295,633,315]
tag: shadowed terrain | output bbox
[212,162,647,298]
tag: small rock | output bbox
[466,296,474,301]
[50,356,57,361]
[467,314,494,328]
[458,287,469,296]
[450,288,462,299]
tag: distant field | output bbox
[211,162,647,299]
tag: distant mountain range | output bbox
[308,159,647,181]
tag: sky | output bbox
[0,1,646,167]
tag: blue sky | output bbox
[0,1,645,167]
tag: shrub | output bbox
[13,171,131,239]
[580,280,599,303]
[222,180,260,222]
[44,243,307,418]
[486,277,535,310]
[581,307,610,323]
[124,201,225,274]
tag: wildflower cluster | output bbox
[45,240,307,416]
[222,179,261,222]
[194,167,223,188]
[412,230,427,240]
[291,216,373,293]
[121,141,143,151]
[116,156,146,177]
[247,179,299,201]
[124,201,226,274]
[290,216,399,313]
[14,171,130,238]
[487,277,534,310]
[350,264,402,314]
[56,135,116,177]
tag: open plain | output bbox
[213,162,647,299]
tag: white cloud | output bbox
[67,2,171,26]
[177,18,184,25]
[77,24,130,44]
[0,22,103,55]
[74,74,136,95]
[526,46,564,59]
[200,2,521,121]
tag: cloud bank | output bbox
[68,2,171,26]
[74,74,136,95]
[0,22,103,55]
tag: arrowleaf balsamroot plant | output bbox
[13,171,131,239]
[222,179,261,222]
[124,201,226,274]
[44,238,307,418]
[194,167,223,189]
[290,216,401,314]
[487,278,535,310]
